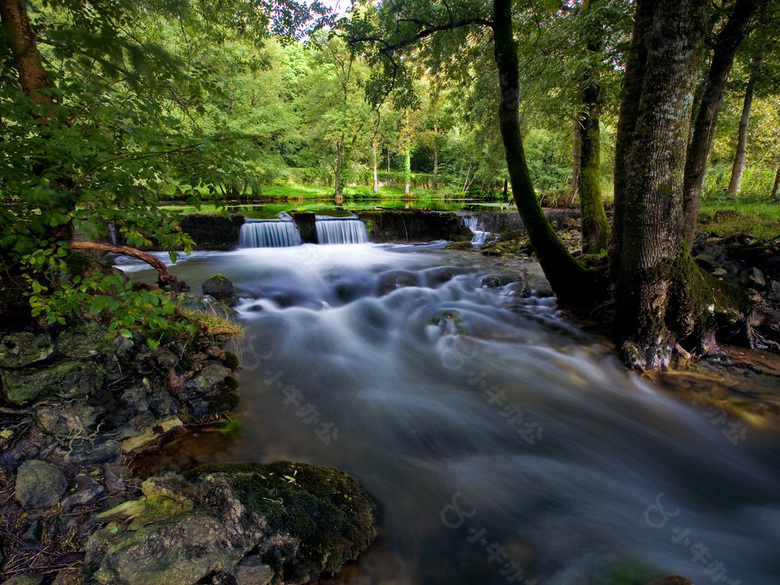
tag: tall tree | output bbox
[612,0,713,368]
[727,48,765,195]
[576,0,610,254]
[681,0,764,248]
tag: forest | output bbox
[2,1,780,585]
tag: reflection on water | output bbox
[121,245,780,585]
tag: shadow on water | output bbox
[119,244,780,585]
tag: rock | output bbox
[377,271,418,295]
[480,274,521,289]
[181,363,239,418]
[51,568,81,585]
[178,213,244,250]
[1,361,104,404]
[56,322,114,359]
[712,267,728,278]
[2,574,44,585]
[0,331,53,368]
[202,274,234,300]
[104,464,133,494]
[232,557,274,585]
[562,217,578,229]
[121,416,183,453]
[83,462,375,585]
[768,280,780,302]
[61,474,107,509]
[63,439,122,466]
[739,267,766,289]
[694,253,719,271]
[444,241,474,251]
[15,460,67,508]
[647,577,695,585]
[22,517,43,542]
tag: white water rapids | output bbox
[118,244,780,585]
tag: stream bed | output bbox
[120,243,780,585]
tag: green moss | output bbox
[185,461,375,573]
[222,351,240,371]
[596,558,666,585]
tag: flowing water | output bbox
[239,219,302,248]
[463,216,490,246]
[119,244,780,585]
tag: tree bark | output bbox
[372,140,379,194]
[569,120,581,205]
[334,136,344,196]
[0,0,54,115]
[727,49,764,196]
[492,0,600,310]
[771,163,780,198]
[613,0,710,369]
[609,0,653,283]
[682,0,763,249]
[578,1,610,254]
[70,242,188,291]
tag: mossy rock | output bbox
[83,462,375,585]
[56,321,116,359]
[0,331,53,368]
[186,461,376,576]
[444,241,474,251]
[1,361,105,404]
[377,271,419,295]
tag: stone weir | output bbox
[175,210,473,248]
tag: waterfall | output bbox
[315,218,369,244]
[463,216,489,246]
[239,220,302,248]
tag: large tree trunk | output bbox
[681,0,762,249]
[569,120,581,206]
[492,0,601,310]
[609,0,653,283]
[727,49,764,196]
[578,2,610,254]
[334,136,344,196]
[613,0,710,369]
[0,0,54,115]
[372,140,379,194]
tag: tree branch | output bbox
[348,17,493,54]
[71,144,203,191]
[70,242,189,292]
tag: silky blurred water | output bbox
[119,244,780,585]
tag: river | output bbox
[119,243,780,585]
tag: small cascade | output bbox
[463,216,489,246]
[239,218,302,248]
[315,217,369,244]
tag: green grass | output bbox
[699,191,780,240]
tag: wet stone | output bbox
[15,460,67,509]
[61,474,107,509]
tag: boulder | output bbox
[0,332,53,368]
[83,462,376,585]
[202,274,234,300]
[15,460,67,508]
